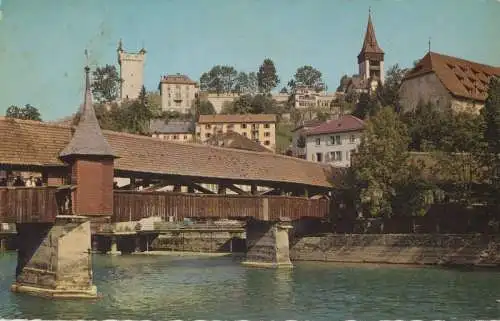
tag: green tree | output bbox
[198,100,216,115]
[200,65,238,94]
[91,64,121,103]
[316,110,329,121]
[376,64,408,111]
[337,74,350,92]
[352,107,414,217]
[279,86,288,94]
[351,92,381,119]
[257,58,279,94]
[6,104,42,121]
[483,76,500,155]
[234,71,258,94]
[293,65,325,92]
[296,134,306,149]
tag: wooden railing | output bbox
[113,190,330,222]
[0,187,63,223]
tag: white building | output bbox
[305,115,364,167]
[294,86,337,110]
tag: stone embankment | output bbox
[289,234,500,267]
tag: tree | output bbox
[198,100,216,115]
[279,87,288,94]
[351,93,381,120]
[257,58,279,94]
[220,94,278,115]
[337,74,350,92]
[316,111,329,121]
[234,71,258,94]
[376,64,408,112]
[296,134,306,149]
[483,76,500,156]
[199,65,238,94]
[352,107,415,217]
[91,65,121,103]
[6,104,42,121]
[293,65,324,92]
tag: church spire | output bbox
[59,52,116,159]
[357,8,384,63]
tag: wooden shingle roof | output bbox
[404,51,500,102]
[0,117,337,188]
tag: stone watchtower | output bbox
[357,9,385,84]
[117,39,146,101]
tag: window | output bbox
[328,136,335,145]
[349,135,356,143]
[197,132,200,137]
[183,135,187,140]
[346,150,350,161]
[173,135,178,140]
[335,151,342,161]
[264,140,270,145]
[315,138,321,145]
[205,124,211,129]
[316,153,323,162]
[264,124,270,129]
[241,124,247,129]
[264,132,270,137]
[243,132,247,137]
[335,136,341,145]
[205,133,211,138]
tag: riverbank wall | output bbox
[289,234,500,267]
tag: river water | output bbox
[0,252,499,320]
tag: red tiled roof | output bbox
[204,131,272,153]
[198,114,277,124]
[305,115,365,136]
[404,51,500,102]
[0,117,337,188]
[291,120,324,133]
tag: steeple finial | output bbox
[369,6,371,15]
[117,39,123,52]
[428,37,431,53]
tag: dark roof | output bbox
[59,67,116,159]
[204,131,272,153]
[403,51,500,102]
[305,115,365,136]
[291,120,324,132]
[198,114,277,124]
[160,74,197,85]
[149,120,194,134]
[0,117,339,188]
[357,12,384,63]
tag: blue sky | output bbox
[0,0,499,121]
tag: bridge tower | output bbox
[117,39,146,101]
[11,61,117,299]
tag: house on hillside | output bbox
[399,51,500,114]
[204,131,272,153]
[305,115,364,167]
[290,120,324,158]
[196,114,277,151]
[149,119,195,142]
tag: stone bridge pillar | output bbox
[11,216,97,298]
[242,218,293,268]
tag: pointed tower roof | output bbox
[358,10,384,62]
[59,66,117,159]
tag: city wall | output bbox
[289,234,500,267]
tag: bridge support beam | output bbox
[242,218,293,268]
[11,215,97,299]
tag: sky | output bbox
[0,0,499,121]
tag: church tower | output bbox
[117,39,146,101]
[357,10,385,84]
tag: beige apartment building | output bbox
[196,114,277,151]
[294,86,337,109]
[159,74,199,114]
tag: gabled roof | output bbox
[358,11,384,62]
[404,51,500,102]
[160,74,197,85]
[0,117,338,188]
[149,119,194,134]
[291,120,324,133]
[198,114,277,124]
[204,131,272,153]
[59,67,116,159]
[305,115,365,136]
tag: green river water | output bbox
[0,251,499,320]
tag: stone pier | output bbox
[11,215,97,299]
[242,218,293,268]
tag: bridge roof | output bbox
[0,117,339,188]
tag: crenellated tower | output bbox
[117,39,146,101]
[357,9,385,84]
